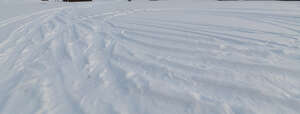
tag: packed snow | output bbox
[0,0,300,114]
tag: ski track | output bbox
[0,1,300,114]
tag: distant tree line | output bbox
[63,0,92,2]
[41,0,92,1]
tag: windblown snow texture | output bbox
[0,1,300,114]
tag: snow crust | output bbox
[1,1,300,114]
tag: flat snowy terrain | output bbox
[0,0,300,114]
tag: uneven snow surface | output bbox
[1,1,300,114]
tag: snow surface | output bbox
[1,0,300,114]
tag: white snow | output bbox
[1,0,300,114]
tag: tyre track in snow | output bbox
[0,5,95,114]
[101,7,300,114]
[0,3,156,114]
[1,2,300,114]
[0,7,73,114]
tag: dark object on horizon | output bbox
[63,0,92,1]
[128,0,131,1]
